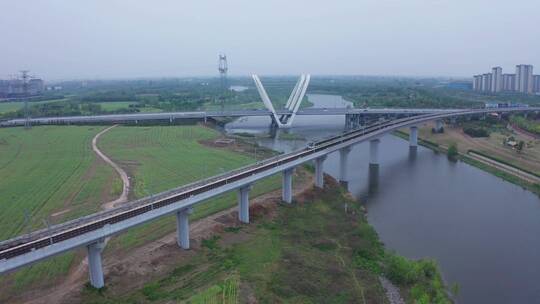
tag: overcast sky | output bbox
[1,0,539,80]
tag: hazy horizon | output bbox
[1,0,539,80]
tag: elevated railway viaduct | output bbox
[0,107,538,289]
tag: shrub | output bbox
[463,126,489,137]
[447,143,458,160]
[384,254,421,285]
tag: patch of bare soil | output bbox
[57,168,313,304]
[14,163,313,304]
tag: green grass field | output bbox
[0,126,117,239]
[0,124,282,299]
[0,126,119,294]
[98,125,282,251]
[0,99,64,115]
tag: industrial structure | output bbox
[0,106,538,290]
[218,54,228,111]
[473,64,539,94]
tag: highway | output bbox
[0,107,462,127]
[0,106,538,279]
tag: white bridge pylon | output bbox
[252,74,311,128]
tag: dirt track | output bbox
[92,125,130,209]
[22,125,131,304]
[14,127,313,304]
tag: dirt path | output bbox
[92,125,130,209]
[17,128,313,304]
[509,124,539,140]
[430,125,540,174]
[23,125,130,304]
[468,151,540,184]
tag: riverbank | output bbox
[393,129,540,197]
[74,176,452,303]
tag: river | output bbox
[226,94,540,303]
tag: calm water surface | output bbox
[226,94,540,303]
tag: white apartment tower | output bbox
[491,67,502,93]
[516,64,534,94]
[533,75,540,93]
[482,73,492,92]
[502,74,516,91]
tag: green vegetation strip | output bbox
[80,182,452,303]
[510,115,540,135]
[461,157,540,197]
[468,149,540,178]
[393,130,440,149]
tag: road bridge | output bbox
[0,106,538,289]
[0,107,463,127]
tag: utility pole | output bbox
[218,54,228,112]
[20,70,31,129]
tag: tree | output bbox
[517,141,524,152]
[447,143,458,160]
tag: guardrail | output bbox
[1,107,537,265]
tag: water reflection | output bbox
[367,165,379,196]
[408,147,417,162]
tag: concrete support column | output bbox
[176,207,193,250]
[238,185,251,223]
[409,126,418,147]
[282,168,294,204]
[369,138,380,166]
[87,240,106,289]
[314,155,327,188]
[339,146,352,182]
[435,120,443,132]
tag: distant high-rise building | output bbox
[473,75,483,91]
[491,67,502,93]
[0,77,44,98]
[533,75,540,93]
[516,64,534,94]
[502,74,516,91]
[482,73,492,92]
[473,64,536,95]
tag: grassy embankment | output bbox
[0,126,119,292]
[81,179,452,304]
[510,115,540,135]
[94,101,161,113]
[98,125,283,252]
[0,99,65,115]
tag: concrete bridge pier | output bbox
[176,207,193,249]
[87,239,106,289]
[369,138,380,167]
[314,155,327,188]
[282,168,294,203]
[238,184,252,223]
[339,146,352,182]
[409,126,418,151]
[435,120,443,132]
